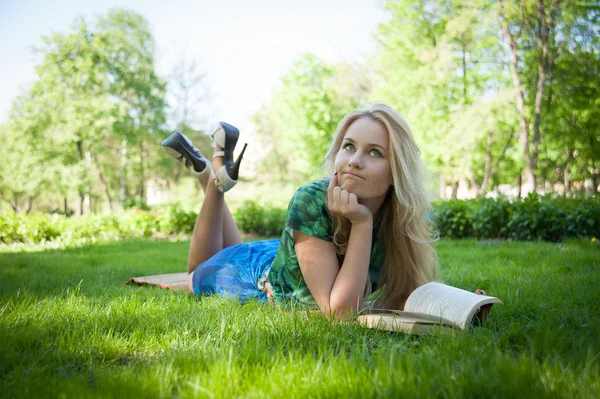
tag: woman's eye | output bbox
[343,143,355,151]
[370,149,382,157]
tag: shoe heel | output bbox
[227,143,248,181]
[213,143,248,193]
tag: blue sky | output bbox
[0,0,387,128]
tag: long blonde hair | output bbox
[323,102,439,309]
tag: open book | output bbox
[358,282,503,334]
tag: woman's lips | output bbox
[343,172,364,179]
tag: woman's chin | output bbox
[340,180,359,192]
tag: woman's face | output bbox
[334,117,393,201]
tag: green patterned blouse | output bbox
[268,177,385,306]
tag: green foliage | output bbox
[0,124,50,212]
[470,196,513,239]
[233,200,286,237]
[0,209,172,246]
[0,213,66,244]
[158,207,197,236]
[435,195,600,242]
[2,195,597,249]
[370,0,599,193]
[233,200,265,235]
[7,9,167,214]
[122,197,152,211]
[252,54,369,182]
[508,195,600,242]
[434,200,475,239]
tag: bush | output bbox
[435,194,599,242]
[507,194,567,241]
[263,207,287,237]
[234,201,285,237]
[433,200,474,239]
[470,196,512,239]
[158,208,197,235]
[1,194,598,247]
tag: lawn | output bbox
[0,238,599,398]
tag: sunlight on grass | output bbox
[1,239,599,397]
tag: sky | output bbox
[0,0,387,129]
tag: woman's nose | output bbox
[348,152,363,168]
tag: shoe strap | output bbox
[212,151,225,160]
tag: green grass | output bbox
[1,238,599,398]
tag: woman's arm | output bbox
[294,218,372,318]
[294,174,374,318]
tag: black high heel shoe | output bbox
[211,122,248,192]
[162,132,212,183]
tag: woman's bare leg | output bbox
[187,147,243,274]
[197,179,243,249]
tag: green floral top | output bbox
[268,178,385,306]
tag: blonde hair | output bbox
[323,102,439,309]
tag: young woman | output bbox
[162,103,447,318]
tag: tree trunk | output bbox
[563,149,571,197]
[480,131,494,194]
[9,194,34,213]
[64,196,69,216]
[451,182,459,200]
[92,152,114,211]
[517,173,522,198]
[588,130,599,195]
[497,0,535,193]
[139,140,146,206]
[592,168,598,195]
[120,138,128,203]
[489,129,516,193]
[563,168,570,197]
[25,195,33,214]
[468,172,480,198]
[76,140,88,215]
[531,0,557,188]
[84,151,92,214]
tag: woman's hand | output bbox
[327,173,372,224]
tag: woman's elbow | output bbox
[321,295,360,320]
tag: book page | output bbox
[404,282,502,330]
[358,314,454,335]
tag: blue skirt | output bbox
[191,239,280,302]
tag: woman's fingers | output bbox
[349,192,358,207]
[332,186,342,203]
[340,189,349,206]
[328,175,365,220]
[327,173,337,206]
[328,185,371,223]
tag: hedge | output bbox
[1,194,598,246]
[434,194,599,242]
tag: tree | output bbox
[253,54,370,182]
[496,0,562,193]
[10,9,167,213]
[0,124,47,213]
[373,0,513,197]
[540,2,600,194]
